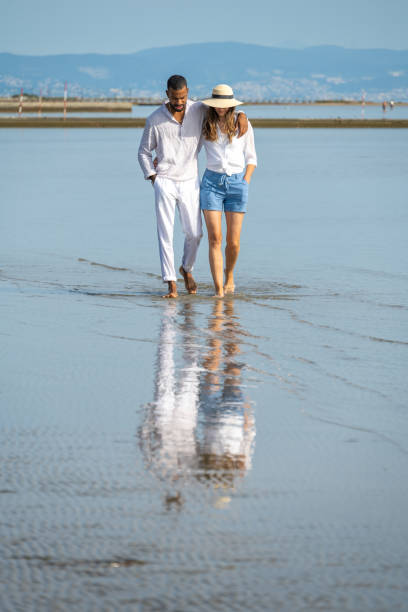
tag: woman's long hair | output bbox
[202,107,236,143]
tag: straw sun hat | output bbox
[202,84,243,108]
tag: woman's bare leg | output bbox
[203,210,224,297]
[224,212,244,293]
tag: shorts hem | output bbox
[200,205,223,212]
[224,202,247,213]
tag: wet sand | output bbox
[1,127,407,610]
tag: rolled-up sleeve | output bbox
[244,123,257,167]
[138,119,157,179]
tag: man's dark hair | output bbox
[167,75,187,91]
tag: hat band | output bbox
[212,94,234,99]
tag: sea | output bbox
[1,126,407,611]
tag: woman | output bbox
[200,84,257,297]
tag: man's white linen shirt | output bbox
[201,122,257,176]
[138,100,206,182]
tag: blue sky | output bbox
[1,0,407,55]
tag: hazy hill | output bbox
[1,43,407,100]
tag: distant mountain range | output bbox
[1,43,407,101]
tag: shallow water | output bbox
[1,128,408,611]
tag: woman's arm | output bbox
[244,164,256,184]
[243,123,257,183]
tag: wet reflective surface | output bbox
[139,299,255,497]
[1,128,408,610]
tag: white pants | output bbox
[154,176,202,282]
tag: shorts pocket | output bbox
[202,178,221,195]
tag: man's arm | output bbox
[138,120,157,182]
[236,111,248,138]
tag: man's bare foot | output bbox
[179,266,197,294]
[162,281,178,298]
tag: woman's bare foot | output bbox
[179,266,197,294]
[162,281,178,298]
[213,290,224,298]
[224,269,235,294]
[224,272,235,294]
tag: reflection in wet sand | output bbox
[139,299,255,504]
[198,300,255,489]
[140,301,200,484]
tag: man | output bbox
[138,75,248,298]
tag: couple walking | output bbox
[138,75,257,298]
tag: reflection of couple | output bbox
[139,300,255,491]
[138,75,257,298]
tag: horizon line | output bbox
[1,42,408,57]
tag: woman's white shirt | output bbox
[201,121,257,175]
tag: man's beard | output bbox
[169,102,185,113]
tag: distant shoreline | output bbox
[1,117,407,128]
[0,99,407,114]
[0,101,133,113]
[246,101,408,106]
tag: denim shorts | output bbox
[200,169,248,213]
